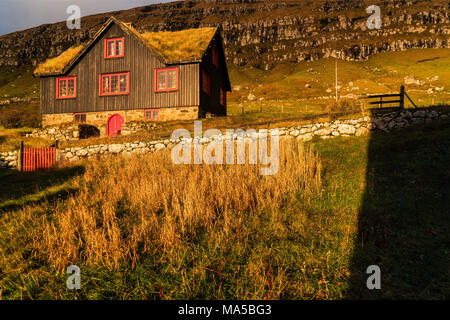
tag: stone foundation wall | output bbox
[27,125,80,141]
[27,121,160,141]
[41,106,199,136]
[33,106,199,140]
[0,151,18,168]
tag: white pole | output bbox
[335,54,338,102]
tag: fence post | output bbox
[18,141,24,172]
[55,140,59,164]
[399,85,405,109]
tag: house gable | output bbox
[34,17,166,77]
[34,17,219,77]
[40,21,201,115]
[36,16,229,121]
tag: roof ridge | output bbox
[34,16,219,76]
[115,19,168,63]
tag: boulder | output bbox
[108,144,125,153]
[337,124,356,135]
[314,128,332,136]
[247,93,257,101]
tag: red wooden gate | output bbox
[22,147,56,172]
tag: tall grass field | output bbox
[1,122,449,299]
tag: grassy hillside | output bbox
[1,0,447,69]
[0,122,449,299]
[0,48,449,133]
[228,48,450,117]
[0,65,40,129]
[0,47,448,156]
[0,66,39,100]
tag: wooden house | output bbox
[33,17,231,137]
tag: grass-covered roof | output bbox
[33,46,84,76]
[34,17,217,76]
[139,28,217,63]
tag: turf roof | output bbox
[33,46,84,76]
[34,17,218,76]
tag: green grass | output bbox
[228,48,450,117]
[0,66,39,99]
[0,125,51,152]
[1,122,449,299]
[0,48,448,150]
[0,165,83,212]
[1,48,448,132]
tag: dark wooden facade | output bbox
[39,20,230,118]
[200,32,229,117]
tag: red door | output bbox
[107,114,124,137]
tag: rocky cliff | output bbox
[0,0,448,69]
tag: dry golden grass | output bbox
[0,127,52,152]
[33,46,83,76]
[139,27,217,62]
[29,139,321,271]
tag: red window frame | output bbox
[212,46,219,68]
[202,69,211,96]
[104,37,125,59]
[99,72,130,96]
[74,113,86,123]
[56,77,77,99]
[220,88,227,107]
[154,67,179,92]
[145,109,159,121]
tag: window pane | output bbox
[152,110,159,120]
[108,41,115,56]
[111,75,119,93]
[120,74,127,92]
[75,114,86,123]
[167,70,176,89]
[68,79,74,96]
[60,79,67,97]
[103,76,109,93]
[116,40,123,56]
[158,71,166,90]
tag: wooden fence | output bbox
[363,85,417,109]
[19,141,57,172]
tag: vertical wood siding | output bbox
[200,32,228,117]
[41,24,200,114]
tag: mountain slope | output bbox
[0,0,448,69]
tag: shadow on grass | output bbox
[0,165,84,212]
[348,114,450,299]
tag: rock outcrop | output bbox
[0,0,448,69]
